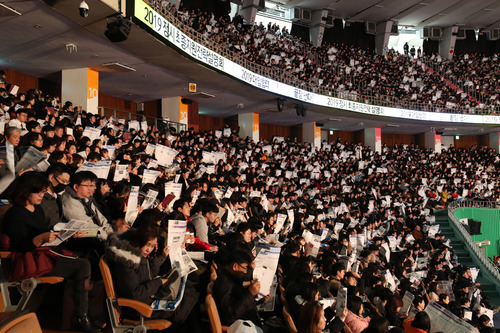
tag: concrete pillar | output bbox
[310,9,328,47]
[161,97,188,125]
[239,0,260,25]
[364,127,382,154]
[425,131,442,153]
[489,132,500,153]
[238,112,259,142]
[439,26,458,60]
[303,122,321,148]
[61,68,99,115]
[375,21,393,56]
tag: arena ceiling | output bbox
[1,0,500,136]
[278,0,500,29]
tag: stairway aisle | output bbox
[433,209,500,308]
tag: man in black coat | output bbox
[212,249,262,328]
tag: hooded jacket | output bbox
[105,232,165,305]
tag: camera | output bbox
[79,0,89,18]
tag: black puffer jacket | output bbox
[105,232,165,305]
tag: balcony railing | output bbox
[147,1,500,116]
[447,200,500,286]
[97,106,187,133]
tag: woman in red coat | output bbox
[403,311,431,333]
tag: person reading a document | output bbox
[212,249,263,329]
[105,223,199,329]
[2,172,99,332]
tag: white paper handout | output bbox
[141,189,158,210]
[42,219,89,247]
[16,146,47,173]
[114,163,129,182]
[164,182,183,204]
[77,161,112,180]
[253,244,281,300]
[125,186,140,224]
[155,145,179,166]
[142,169,160,185]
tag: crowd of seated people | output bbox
[424,53,500,112]
[0,69,498,333]
[151,1,500,115]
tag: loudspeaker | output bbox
[105,17,131,42]
[468,219,481,235]
[181,98,193,105]
[436,131,443,135]
[316,122,324,127]
[276,98,285,112]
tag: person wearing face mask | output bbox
[40,162,71,230]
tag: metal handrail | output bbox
[148,1,500,116]
[97,106,188,132]
[447,200,500,287]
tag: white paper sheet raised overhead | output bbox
[155,145,178,166]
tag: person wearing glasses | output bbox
[212,248,263,329]
[2,172,99,332]
[60,170,113,239]
[40,162,71,229]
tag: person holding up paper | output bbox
[105,224,199,327]
[2,172,99,333]
[212,249,263,329]
[60,171,113,238]
[403,311,431,333]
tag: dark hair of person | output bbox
[47,150,66,164]
[10,172,50,206]
[300,282,319,301]
[41,137,56,150]
[134,209,165,229]
[124,224,159,249]
[113,180,131,197]
[70,170,97,187]
[297,301,323,333]
[438,293,448,302]
[411,311,431,331]
[202,201,218,215]
[236,222,251,234]
[361,315,389,333]
[385,295,404,313]
[225,249,254,266]
[46,162,71,178]
[173,197,190,212]
[22,131,41,147]
[347,295,363,316]
[87,151,101,161]
[331,262,346,276]
[286,241,301,254]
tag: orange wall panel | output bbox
[3,69,39,94]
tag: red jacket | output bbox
[403,317,428,333]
